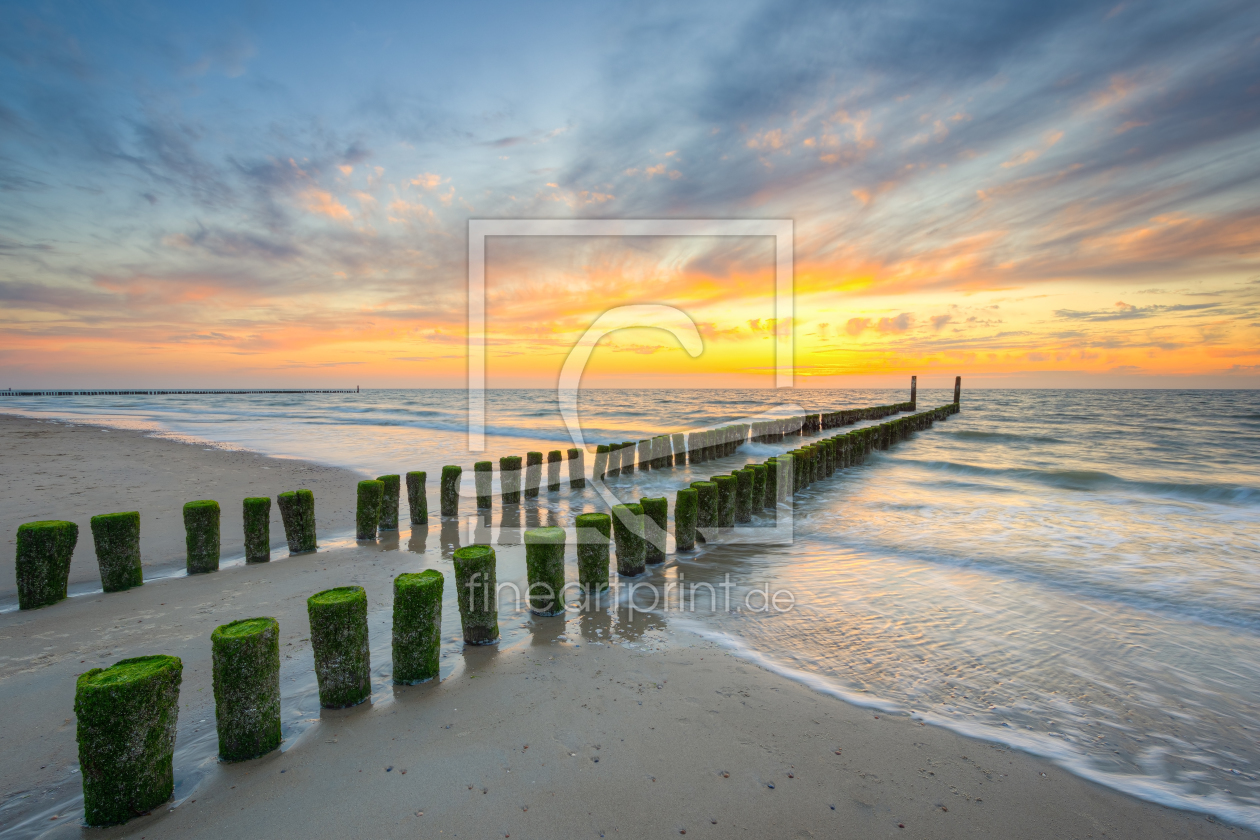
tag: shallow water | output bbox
[3,388,1259,829]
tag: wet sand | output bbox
[0,417,1252,839]
[0,414,361,600]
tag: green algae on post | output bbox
[593,444,610,482]
[406,472,428,524]
[500,455,523,504]
[376,474,400,531]
[611,503,646,577]
[674,487,698,551]
[76,654,182,826]
[713,475,737,528]
[277,489,317,552]
[525,526,567,615]
[733,469,753,524]
[690,481,717,542]
[547,450,563,491]
[392,569,443,683]
[356,480,384,540]
[621,441,636,474]
[567,448,585,489]
[474,461,494,509]
[91,511,143,592]
[15,519,77,610]
[524,452,543,499]
[307,586,371,707]
[750,464,768,510]
[453,544,500,644]
[243,497,271,563]
[575,512,611,594]
[671,432,686,466]
[639,496,668,563]
[211,617,280,761]
[183,500,220,574]
[440,465,462,517]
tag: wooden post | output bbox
[910,375,917,409]
[954,375,961,406]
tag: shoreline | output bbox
[0,415,1254,838]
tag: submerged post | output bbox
[243,497,271,563]
[639,496,668,564]
[308,586,371,707]
[440,466,462,517]
[211,617,281,761]
[76,655,182,826]
[377,474,400,531]
[406,471,428,524]
[452,545,499,644]
[15,520,77,609]
[356,480,384,540]
[184,500,220,574]
[525,526,567,615]
[277,490,317,553]
[393,570,443,684]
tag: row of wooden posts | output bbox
[62,394,961,825]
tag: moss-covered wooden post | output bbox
[674,487,697,551]
[575,512,611,594]
[733,469,753,523]
[547,450,563,491]
[377,474,400,531]
[211,617,281,761]
[525,452,543,499]
[750,464,767,512]
[75,655,182,826]
[356,479,384,540]
[277,489,317,552]
[184,500,220,574]
[525,526,566,615]
[15,520,77,610]
[393,569,443,683]
[567,447,585,489]
[639,496,668,563]
[713,475,736,528]
[671,432,686,466]
[406,471,428,524]
[611,503,645,577]
[500,456,522,504]
[440,465,462,517]
[453,544,499,644]
[474,461,494,509]
[307,586,371,707]
[764,459,778,507]
[243,497,271,563]
[621,441,636,474]
[690,480,717,541]
[593,444,610,481]
[91,512,143,592]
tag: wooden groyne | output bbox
[0,388,357,396]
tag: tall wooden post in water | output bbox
[910,375,917,409]
[953,376,961,407]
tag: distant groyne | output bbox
[0,388,358,396]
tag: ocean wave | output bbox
[902,458,1260,506]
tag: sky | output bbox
[1,0,1258,389]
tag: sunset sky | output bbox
[2,0,1258,389]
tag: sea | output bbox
[2,387,1258,830]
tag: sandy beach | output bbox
[0,417,1252,839]
[0,415,362,601]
